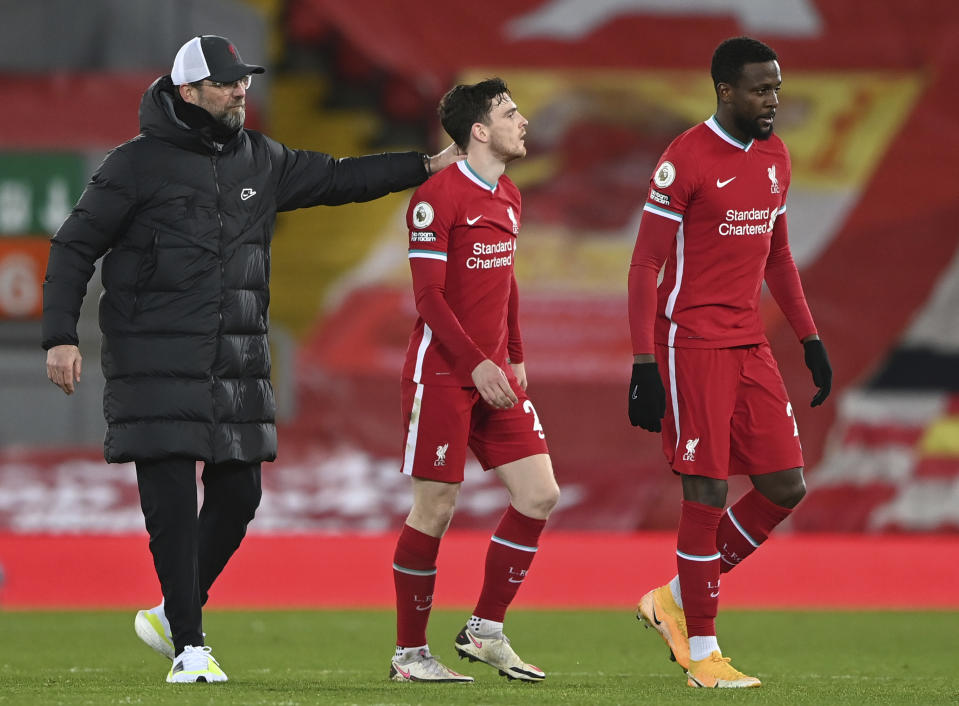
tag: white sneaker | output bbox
[134,603,174,660]
[166,645,228,683]
[453,626,545,681]
[389,647,474,683]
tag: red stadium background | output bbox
[1,0,957,608]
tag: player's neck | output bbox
[464,149,506,187]
[713,110,750,146]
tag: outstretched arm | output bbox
[271,140,463,212]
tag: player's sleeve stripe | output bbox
[676,549,721,562]
[491,535,538,552]
[726,508,760,547]
[392,562,437,576]
[643,202,683,222]
[409,249,447,261]
[778,204,787,215]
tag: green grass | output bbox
[1,609,957,704]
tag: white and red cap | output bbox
[171,35,265,85]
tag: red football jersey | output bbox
[403,160,523,386]
[629,116,816,352]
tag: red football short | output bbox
[658,342,804,479]
[400,377,550,482]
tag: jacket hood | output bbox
[139,75,242,153]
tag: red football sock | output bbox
[393,524,441,647]
[717,489,792,573]
[677,500,723,637]
[473,505,547,623]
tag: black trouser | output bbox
[135,458,262,656]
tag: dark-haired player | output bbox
[389,78,559,683]
[627,36,832,688]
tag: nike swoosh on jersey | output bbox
[466,215,482,225]
[716,177,736,188]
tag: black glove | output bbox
[628,362,666,431]
[803,338,832,407]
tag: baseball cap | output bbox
[171,35,265,85]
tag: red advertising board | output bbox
[0,237,49,319]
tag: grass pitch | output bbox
[0,608,957,704]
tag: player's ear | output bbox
[716,81,733,104]
[179,83,197,105]
[471,121,488,145]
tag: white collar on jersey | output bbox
[705,115,754,152]
[458,159,499,192]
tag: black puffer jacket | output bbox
[42,75,427,463]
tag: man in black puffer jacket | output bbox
[41,35,461,684]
